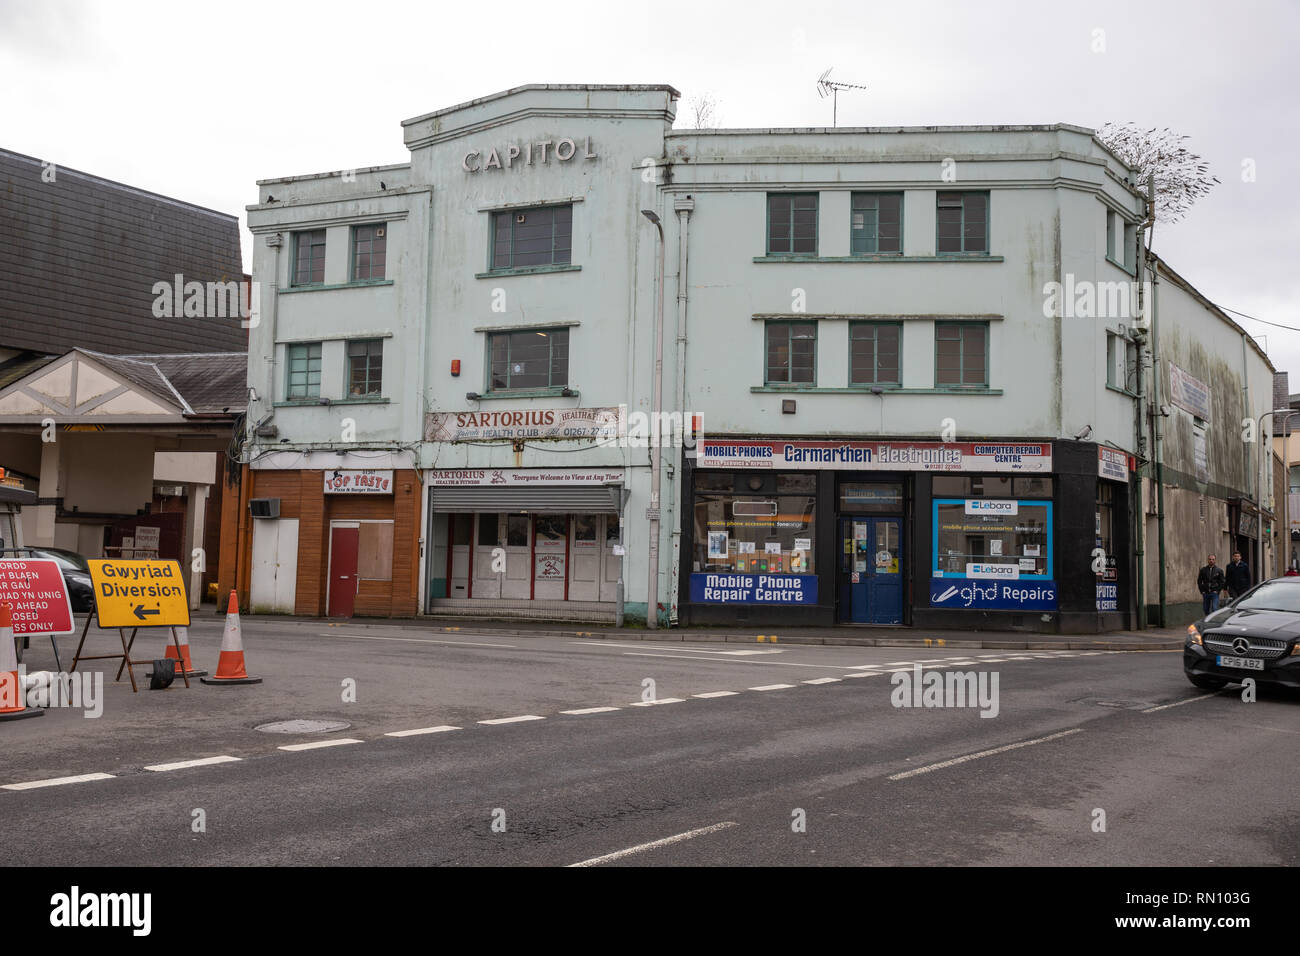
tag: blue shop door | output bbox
[866,517,903,624]
[838,518,871,622]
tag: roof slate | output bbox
[0,149,248,355]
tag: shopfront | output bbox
[424,468,626,618]
[680,438,1130,632]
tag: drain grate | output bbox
[255,719,352,734]
[1072,698,1154,711]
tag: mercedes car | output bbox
[1185,577,1300,690]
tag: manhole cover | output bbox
[1073,698,1152,711]
[255,719,351,734]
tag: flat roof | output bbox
[401,83,682,127]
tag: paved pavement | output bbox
[183,605,1187,650]
[4,614,1294,866]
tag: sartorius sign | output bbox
[462,137,597,172]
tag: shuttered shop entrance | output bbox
[429,487,618,513]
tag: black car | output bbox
[1185,577,1300,690]
[9,547,95,614]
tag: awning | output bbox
[430,486,621,514]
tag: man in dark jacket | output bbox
[1197,554,1226,615]
[1225,551,1251,600]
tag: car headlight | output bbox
[1289,643,1300,657]
[1186,623,1203,646]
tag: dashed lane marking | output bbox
[842,672,883,678]
[568,821,739,867]
[317,634,517,649]
[622,652,852,670]
[478,715,546,725]
[2,773,115,791]
[144,755,241,772]
[560,707,622,715]
[803,677,841,684]
[888,728,1084,781]
[1141,693,1220,714]
[278,738,364,752]
[384,725,461,737]
[748,683,796,692]
[629,698,686,707]
[693,691,738,698]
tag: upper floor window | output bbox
[1105,210,1117,260]
[489,328,569,390]
[348,339,384,397]
[767,193,818,255]
[850,193,902,255]
[292,230,326,286]
[850,323,901,385]
[287,342,322,399]
[491,205,572,271]
[1106,332,1137,393]
[352,224,387,281]
[765,321,816,384]
[936,192,988,255]
[935,322,987,388]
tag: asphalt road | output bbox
[3,619,1297,866]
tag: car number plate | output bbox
[1216,656,1263,671]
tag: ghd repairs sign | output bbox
[462,137,597,172]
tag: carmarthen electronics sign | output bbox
[425,408,622,442]
[930,579,1058,611]
[698,441,1051,472]
[689,573,818,605]
[324,470,393,494]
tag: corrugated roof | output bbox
[121,352,247,414]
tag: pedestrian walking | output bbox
[1197,554,1226,616]
[1225,551,1251,600]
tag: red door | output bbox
[328,526,360,617]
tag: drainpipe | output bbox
[1150,261,1166,626]
[668,196,694,626]
[641,209,666,628]
[1133,226,1148,628]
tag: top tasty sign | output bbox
[698,441,1052,472]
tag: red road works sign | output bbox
[0,559,75,635]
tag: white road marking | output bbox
[278,738,364,752]
[144,755,241,772]
[568,821,739,867]
[384,725,461,737]
[319,634,516,648]
[560,707,621,715]
[1142,693,1220,713]
[888,728,1084,781]
[629,698,686,707]
[842,672,883,679]
[883,661,915,666]
[979,658,1007,663]
[478,715,545,725]
[571,641,780,656]
[621,652,852,671]
[749,683,796,691]
[693,691,738,698]
[803,677,841,684]
[2,772,115,791]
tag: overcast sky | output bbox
[3,0,1296,378]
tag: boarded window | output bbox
[357,522,393,581]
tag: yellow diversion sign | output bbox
[88,559,191,628]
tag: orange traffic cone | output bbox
[161,625,206,678]
[200,593,262,686]
[0,602,43,721]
